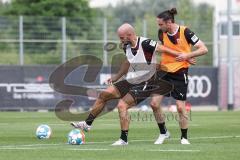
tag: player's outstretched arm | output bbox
[156,43,180,57]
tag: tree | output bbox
[0,0,103,64]
[3,0,94,17]
[1,0,98,40]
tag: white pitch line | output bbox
[130,135,240,142]
[148,149,200,152]
[68,148,109,151]
[190,135,240,140]
[0,135,239,149]
[0,144,61,148]
[0,147,199,152]
[0,147,39,150]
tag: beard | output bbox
[120,41,132,50]
[119,41,131,50]
[123,41,132,46]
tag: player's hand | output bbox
[188,58,196,65]
[176,54,189,62]
[105,78,113,85]
[105,76,118,85]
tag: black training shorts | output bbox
[114,76,173,104]
[157,68,189,101]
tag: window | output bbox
[233,22,240,35]
[220,23,227,35]
[220,22,240,36]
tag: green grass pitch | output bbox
[0,111,240,160]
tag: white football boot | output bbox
[111,139,128,146]
[154,131,170,144]
[70,121,91,132]
[181,138,190,144]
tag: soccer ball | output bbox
[68,129,85,145]
[36,124,52,139]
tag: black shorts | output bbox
[157,68,188,101]
[114,76,173,104]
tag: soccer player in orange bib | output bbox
[151,8,208,144]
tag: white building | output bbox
[213,0,240,109]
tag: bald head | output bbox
[117,23,137,46]
[117,23,135,35]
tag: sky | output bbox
[89,0,240,11]
[1,0,239,11]
[89,0,214,7]
[1,0,9,3]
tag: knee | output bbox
[117,101,128,118]
[150,100,159,111]
[177,106,183,114]
[176,101,185,114]
[117,101,128,112]
[177,105,187,120]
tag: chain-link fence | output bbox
[0,16,213,65]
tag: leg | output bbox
[150,94,170,144]
[118,93,136,131]
[112,93,136,145]
[150,94,165,124]
[176,100,190,144]
[89,86,121,118]
[168,68,190,144]
[71,86,121,130]
[176,100,188,129]
[87,79,133,124]
[150,75,173,134]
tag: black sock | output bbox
[120,130,128,142]
[85,113,95,126]
[158,122,167,134]
[181,128,188,139]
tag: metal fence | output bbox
[0,16,213,65]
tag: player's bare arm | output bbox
[176,40,208,61]
[106,59,130,84]
[156,43,180,56]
